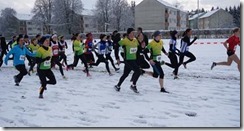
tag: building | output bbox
[16,14,41,36]
[198,9,234,29]
[82,9,98,33]
[135,0,188,31]
[188,12,206,29]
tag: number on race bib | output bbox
[44,60,51,67]
[130,48,137,54]
[19,55,25,61]
[156,56,162,62]
[53,50,59,55]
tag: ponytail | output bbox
[233,27,240,34]
[182,28,192,37]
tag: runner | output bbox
[50,34,66,78]
[137,27,149,46]
[114,28,141,93]
[165,30,180,79]
[91,34,112,75]
[84,33,95,67]
[178,28,198,69]
[58,35,68,67]
[28,38,40,75]
[112,30,121,65]
[211,27,240,72]
[106,35,120,71]
[0,36,8,67]
[36,36,57,99]
[4,35,36,86]
[66,33,90,77]
[146,31,169,93]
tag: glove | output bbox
[194,36,198,40]
[45,56,51,61]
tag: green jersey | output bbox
[119,37,139,60]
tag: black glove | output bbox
[194,36,198,40]
[45,56,51,60]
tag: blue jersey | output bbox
[96,41,107,55]
[5,45,36,66]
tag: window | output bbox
[20,28,23,31]
[165,18,168,23]
[85,24,89,28]
[165,9,168,13]
[28,28,32,31]
[28,22,32,25]
[37,28,41,31]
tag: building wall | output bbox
[167,7,177,30]
[83,15,97,33]
[135,0,189,31]
[135,0,166,30]
[26,21,42,36]
[178,11,187,30]
[209,9,234,29]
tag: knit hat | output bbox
[127,28,135,35]
[153,31,161,37]
[40,36,50,45]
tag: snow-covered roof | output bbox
[82,9,94,16]
[189,12,206,20]
[15,14,34,21]
[156,0,187,12]
[199,9,221,19]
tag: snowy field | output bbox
[0,39,240,127]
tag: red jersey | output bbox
[226,35,240,52]
[51,41,59,56]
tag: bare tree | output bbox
[94,0,134,32]
[52,0,83,34]
[95,0,112,32]
[32,0,53,34]
[0,8,18,37]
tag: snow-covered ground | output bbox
[0,39,240,127]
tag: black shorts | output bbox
[227,50,235,57]
[152,61,164,79]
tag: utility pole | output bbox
[197,0,200,37]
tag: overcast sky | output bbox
[0,0,241,14]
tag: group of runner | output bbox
[0,27,240,98]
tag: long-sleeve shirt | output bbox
[180,36,197,53]
[5,45,36,66]
[36,46,52,70]
[73,40,84,56]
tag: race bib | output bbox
[101,50,105,54]
[156,56,162,62]
[44,60,51,67]
[19,55,25,61]
[234,45,237,51]
[53,49,59,55]
[130,48,137,54]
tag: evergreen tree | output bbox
[211,7,215,11]
[225,7,228,12]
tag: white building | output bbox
[135,0,188,30]
[16,14,41,36]
[82,9,98,33]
